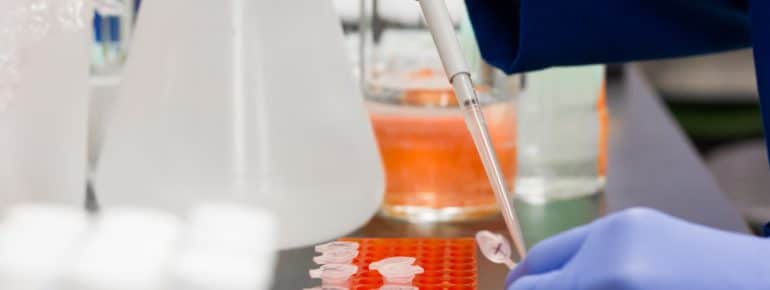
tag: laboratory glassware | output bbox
[516,65,608,204]
[361,0,519,223]
[418,0,526,259]
[89,0,134,174]
[0,0,90,208]
[91,0,136,74]
[95,0,384,249]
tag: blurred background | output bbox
[3,1,764,289]
[90,0,768,234]
[639,50,769,234]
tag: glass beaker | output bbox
[0,0,90,207]
[515,65,608,204]
[359,0,519,222]
[95,0,384,249]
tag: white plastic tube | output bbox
[417,0,527,258]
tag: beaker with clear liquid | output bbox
[515,65,608,204]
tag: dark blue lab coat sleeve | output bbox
[465,0,752,73]
[466,0,770,163]
[750,2,770,155]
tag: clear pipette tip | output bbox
[417,0,528,259]
[453,74,527,259]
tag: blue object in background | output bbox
[763,222,770,238]
[93,12,121,44]
[464,0,751,74]
[92,0,139,70]
[93,12,103,43]
[463,2,770,288]
[464,0,770,167]
[108,15,121,43]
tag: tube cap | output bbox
[476,230,512,265]
[315,241,359,253]
[313,249,359,265]
[309,264,358,286]
[375,263,424,285]
[368,257,416,271]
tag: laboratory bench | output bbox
[272,66,750,290]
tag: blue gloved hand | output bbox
[507,208,770,290]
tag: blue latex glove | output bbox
[507,208,770,290]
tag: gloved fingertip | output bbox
[520,224,590,272]
[508,271,564,290]
[505,266,523,288]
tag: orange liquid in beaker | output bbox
[369,88,516,221]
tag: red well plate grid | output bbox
[339,238,478,290]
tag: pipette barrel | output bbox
[417,0,527,258]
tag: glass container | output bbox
[359,0,520,222]
[515,65,608,204]
[95,0,384,249]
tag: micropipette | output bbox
[417,0,527,258]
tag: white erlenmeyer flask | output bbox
[0,0,90,207]
[95,0,384,249]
